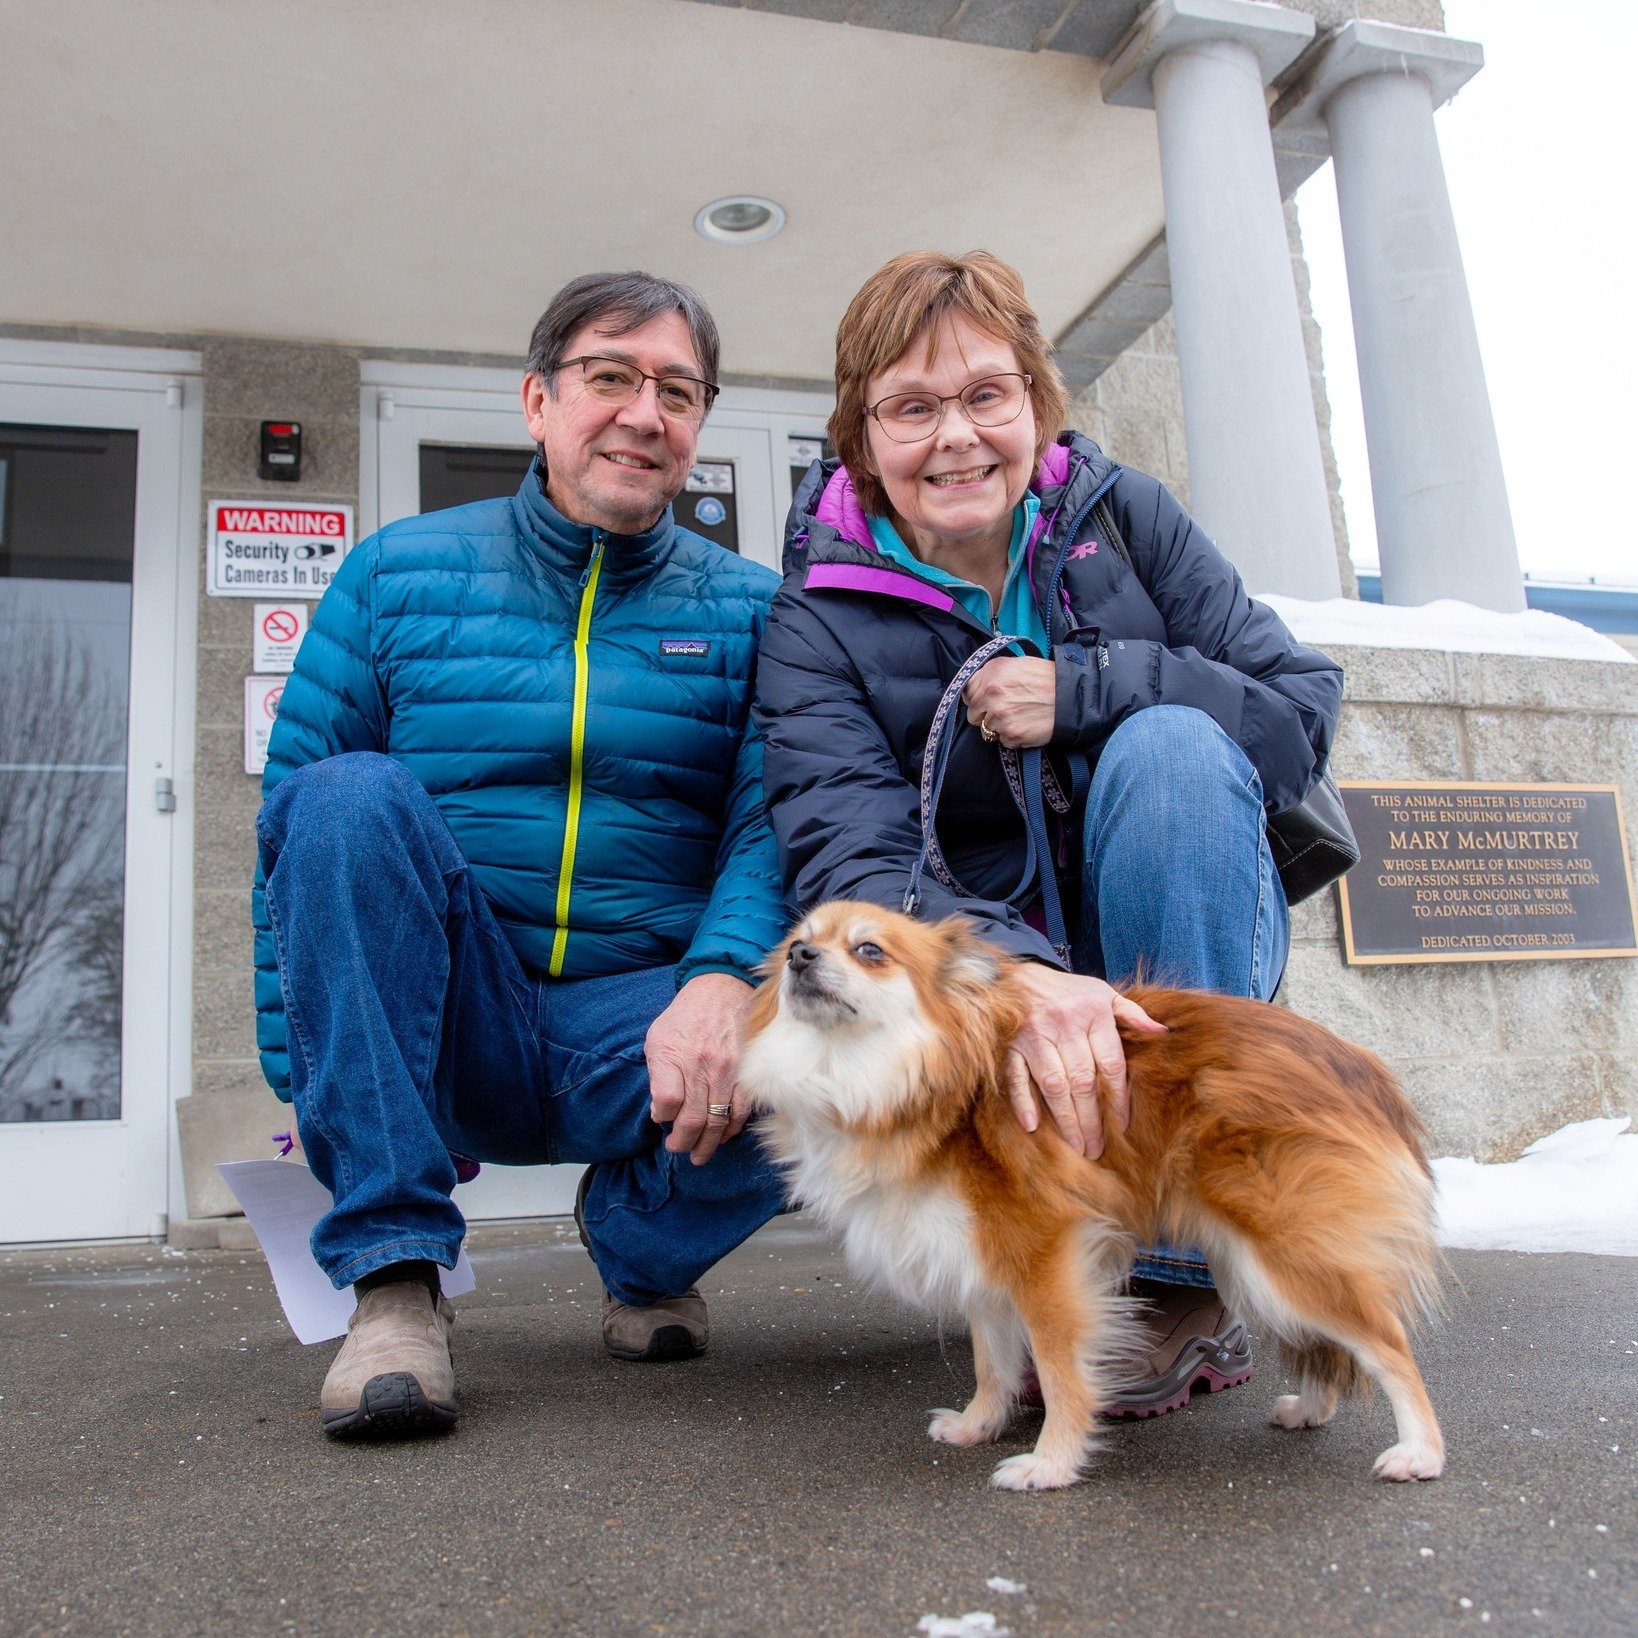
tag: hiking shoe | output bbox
[575,1165,708,1361]
[1101,1287,1252,1419]
[601,1287,709,1362]
[320,1280,457,1439]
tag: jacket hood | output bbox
[782,430,1117,577]
[512,455,676,585]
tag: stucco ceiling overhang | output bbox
[0,0,1172,385]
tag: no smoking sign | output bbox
[253,602,308,674]
[245,677,287,775]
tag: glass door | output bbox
[0,358,193,1242]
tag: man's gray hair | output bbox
[527,271,721,390]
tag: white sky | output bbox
[1295,0,1638,588]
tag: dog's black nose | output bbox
[788,941,820,972]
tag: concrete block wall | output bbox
[180,339,368,1215]
[1281,647,1638,1162]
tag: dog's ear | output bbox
[940,921,1005,992]
[949,943,1002,989]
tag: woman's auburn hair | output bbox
[827,249,1070,520]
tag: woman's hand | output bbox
[1006,963,1166,1159]
[963,656,1056,748]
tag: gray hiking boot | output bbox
[1102,1287,1252,1420]
[320,1280,457,1438]
[575,1165,708,1361]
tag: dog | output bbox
[736,901,1445,1492]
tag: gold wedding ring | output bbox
[980,716,998,743]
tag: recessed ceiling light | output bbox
[695,195,786,245]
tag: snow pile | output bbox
[916,1616,1009,1637]
[1433,1117,1638,1255]
[985,1578,1027,1596]
[1258,594,1634,663]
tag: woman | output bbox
[754,250,1344,1414]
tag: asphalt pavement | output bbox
[1,1217,1633,1636]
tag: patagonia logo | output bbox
[660,639,711,658]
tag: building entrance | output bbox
[0,348,198,1243]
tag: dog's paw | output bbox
[928,1406,1006,1447]
[1270,1393,1331,1430]
[989,1451,1084,1492]
[1372,1440,1445,1482]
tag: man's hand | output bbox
[963,656,1057,749]
[646,972,758,1166]
[1005,963,1166,1159]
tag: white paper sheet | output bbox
[217,1159,476,1345]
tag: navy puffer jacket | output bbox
[253,461,785,1098]
[753,430,1343,966]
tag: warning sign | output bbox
[209,501,354,598]
[245,676,286,775]
[253,602,309,674]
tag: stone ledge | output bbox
[1327,643,1638,712]
[166,1217,225,1251]
[176,1088,288,1218]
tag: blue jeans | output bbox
[1073,706,1289,1287]
[256,753,787,1305]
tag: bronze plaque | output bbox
[1336,782,1638,965]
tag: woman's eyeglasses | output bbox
[865,373,1032,444]
[555,356,719,423]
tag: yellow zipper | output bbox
[549,532,605,976]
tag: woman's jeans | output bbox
[257,752,787,1306]
[1074,705,1289,1286]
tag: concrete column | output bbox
[1104,0,1340,599]
[1284,22,1523,611]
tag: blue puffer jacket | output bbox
[754,430,1344,967]
[253,461,785,1098]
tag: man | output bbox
[252,272,789,1438]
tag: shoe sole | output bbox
[1102,1360,1253,1420]
[602,1324,705,1363]
[321,1372,458,1439]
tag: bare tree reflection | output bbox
[0,619,126,1121]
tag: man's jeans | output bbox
[257,752,786,1307]
[1074,705,1289,1287]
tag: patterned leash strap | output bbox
[904,635,1074,963]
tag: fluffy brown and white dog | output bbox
[736,901,1445,1492]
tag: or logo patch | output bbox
[660,639,712,658]
[693,496,727,528]
[1068,541,1099,561]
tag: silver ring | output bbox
[707,1102,733,1118]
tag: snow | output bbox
[916,1616,1009,1637]
[1433,1118,1638,1255]
[985,1578,1027,1596]
[1257,595,1634,664]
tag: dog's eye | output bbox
[852,941,886,965]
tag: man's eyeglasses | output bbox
[866,373,1033,444]
[555,355,719,423]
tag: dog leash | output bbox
[903,634,1074,965]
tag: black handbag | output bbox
[1264,765,1359,904]
[1090,499,1359,905]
